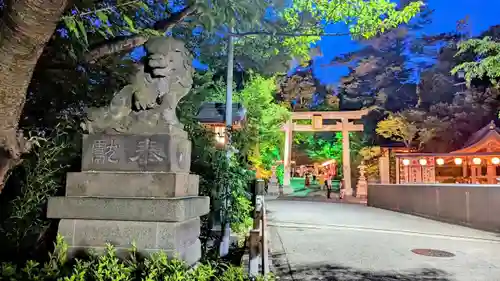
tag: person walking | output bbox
[318,173,325,189]
[325,172,332,199]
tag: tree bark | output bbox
[0,0,68,192]
[85,5,197,63]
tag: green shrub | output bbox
[0,123,81,263]
[0,235,274,281]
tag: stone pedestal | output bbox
[47,132,209,264]
[356,162,368,199]
[378,150,390,184]
[281,185,294,195]
[267,166,280,196]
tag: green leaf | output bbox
[96,11,113,36]
[137,1,150,11]
[76,20,88,45]
[123,15,136,32]
[63,17,79,38]
[68,46,77,61]
[96,29,108,38]
[96,11,109,24]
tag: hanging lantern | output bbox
[214,126,226,144]
[436,158,445,165]
[454,158,463,165]
[419,158,427,166]
[492,157,500,165]
[472,157,482,165]
[402,159,410,166]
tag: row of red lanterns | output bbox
[402,157,500,166]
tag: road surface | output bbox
[267,200,500,281]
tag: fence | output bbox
[368,183,500,233]
[247,194,270,278]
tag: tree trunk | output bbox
[0,0,68,192]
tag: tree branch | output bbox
[85,6,363,63]
[228,31,357,37]
[85,5,197,63]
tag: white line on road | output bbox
[268,221,500,244]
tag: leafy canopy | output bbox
[376,111,419,148]
[61,0,424,64]
[452,36,500,87]
[282,0,424,59]
[305,133,343,163]
[63,0,270,45]
[376,110,440,150]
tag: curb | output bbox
[275,196,367,205]
[268,226,294,281]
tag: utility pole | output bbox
[225,30,234,158]
[217,26,354,257]
[219,27,234,257]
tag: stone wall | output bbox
[368,183,500,233]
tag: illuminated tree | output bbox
[358,146,382,181]
[376,113,417,148]
[305,133,343,163]
[376,109,439,150]
[203,74,290,171]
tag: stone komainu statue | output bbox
[82,37,194,134]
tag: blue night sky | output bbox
[313,0,500,86]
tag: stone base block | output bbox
[65,238,202,266]
[356,191,367,198]
[267,183,280,196]
[356,185,367,199]
[47,196,209,222]
[65,172,199,198]
[281,185,294,195]
[356,194,367,200]
[59,218,199,251]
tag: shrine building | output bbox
[196,102,246,147]
[393,121,500,184]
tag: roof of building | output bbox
[196,102,246,124]
[452,120,500,153]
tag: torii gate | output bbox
[281,109,369,195]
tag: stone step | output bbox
[58,218,200,251]
[65,171,199,198]
[47,196,209,222]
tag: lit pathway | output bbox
[266,200,500,281]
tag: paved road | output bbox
[266,200,500,281]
